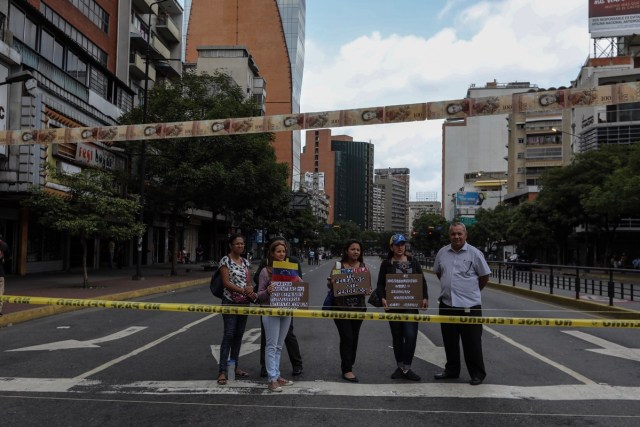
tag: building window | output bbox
[90,67,108,98]
[67,50,88,85]
[69,0,109,33]
[9,5,38,50]
[40,3,108,66]
[26,221,63,262]
[525,147,562,159]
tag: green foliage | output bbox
[273,207,321,246]
[470,144,640,265]
[26,168,143,240]
[317,221,363,253]
[25,167,143,285]
[119,71,290,272]
[411,213,448,255]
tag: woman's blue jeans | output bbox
[219,298,249,373]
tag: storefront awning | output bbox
[474,179,507,187]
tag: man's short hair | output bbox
[449,222,467,233]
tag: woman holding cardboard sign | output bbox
[256,241,295,392]
[327,239,371,383]
[375,234,428,381]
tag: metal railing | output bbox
[489,262,638,306]
[418,257,638,306]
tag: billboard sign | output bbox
[456,192,486,207]
[589,0,640,38]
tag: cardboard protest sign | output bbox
[331,267,371,297]
[268,260,307,308]
[385,274,423,309]
[269,281,309,309]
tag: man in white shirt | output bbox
[432,222,491,385]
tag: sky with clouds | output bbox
[301,0,590,200]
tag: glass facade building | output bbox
[332,139,374,229]
[277,0,306,190]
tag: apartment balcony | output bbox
[132,0,155,14]
[156,14,180,44]
[154,59,181,79]
[129,51,156,81]
[150,34,170,59]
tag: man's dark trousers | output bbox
[439,300,486,380]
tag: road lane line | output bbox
[562,330,640,362]
[2,378,639,401]
[484,326,596,385]
[72,314,217,380]
[1,393,640,419]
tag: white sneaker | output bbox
[277,377,293,386]
[268,381,282,392]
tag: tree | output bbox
[536,144,639,264]
[119,71,289,274]
[467,205,513,257]
[411,213,448,256]
[506,202,555,261]
[25,168,143,287]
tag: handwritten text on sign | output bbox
[385,274,423,309]
[270,282,309,309]
[332,269,371,297]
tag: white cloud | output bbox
[301,0,588,199]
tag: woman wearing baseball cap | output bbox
[375,234,428,381]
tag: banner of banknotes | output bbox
[1,82,638,146]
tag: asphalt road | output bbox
[0,257,638,426]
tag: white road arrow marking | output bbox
[562,330,640,362]
[412,330,446,367]
[210,327,261,364]
[7,327,147,352]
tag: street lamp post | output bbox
[133,0,168,280]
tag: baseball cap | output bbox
[390,234,406,245]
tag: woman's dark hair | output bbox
[340,239,364,264]
[227,233,245,249]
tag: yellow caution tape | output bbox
[2,295,639,328]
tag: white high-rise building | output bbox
[442,81,538,220]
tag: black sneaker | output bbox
[391,368,403,379]
[292,366,303,376]
[402,369,421,381]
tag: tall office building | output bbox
[371,184,385,233]
[185,0,305,189]
[0,0,183,274]
[442,81,537,221]
[332,137,374,230]
[301,130,374,228]
[374,168,410,235]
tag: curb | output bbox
[487,281,640,320]
[0,277,209,328]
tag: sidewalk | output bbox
[0,263,215,327]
